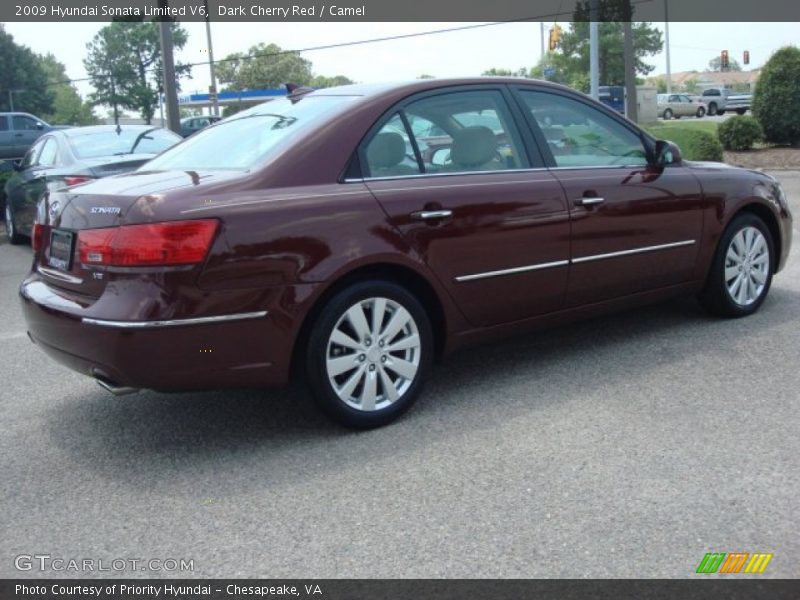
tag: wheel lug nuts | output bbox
[365,339,371,346]
[359,354,365,361]
[369,364,376,371]
[379,340,384,347]
[381,356,387,363]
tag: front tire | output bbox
[4,204,24,245]
[698,213,774,318]
[708,102,718,116]
[736,108,747,115]
[305,280,433,429]
[663,108,673,120]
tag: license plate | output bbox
[48,229,74,271]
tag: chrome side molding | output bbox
[82,310,268,329]
[455,240,696,282]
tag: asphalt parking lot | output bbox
[1,171,799,579]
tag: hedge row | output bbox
[644,125,724,162]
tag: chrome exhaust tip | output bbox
[95,378,140,396]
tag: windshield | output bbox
[144,95,359,171]
[68,128,179,159]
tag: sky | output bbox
[3,21,799,101]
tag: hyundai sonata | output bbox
[20,79,792,428]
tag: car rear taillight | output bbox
[63,176,94,187]
[32,223,45,252]
[78,220,218,267]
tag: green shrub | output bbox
[752,46,800,146]
[644,125,723,161]
[717,115,764,151]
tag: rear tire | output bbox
[305,280,433,429]
[698,213,774,318]
[717,110,726,116]
[696,107,706,118]
[736,108,747,115]
[4,204,24,245]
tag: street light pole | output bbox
[589,0,599,100]
[664,0,672,94]
[204,0,220,117]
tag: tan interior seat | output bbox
[366,132,418,177]
[449,126,505,171]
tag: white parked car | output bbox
[657,94,707,119]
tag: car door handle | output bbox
[575,197,605,206]
[14,133,23,137]
[411,209,452,220]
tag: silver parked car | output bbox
[657,94,707,119]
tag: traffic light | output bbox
[549,24,562,51]
[743,50,750,65]
[721,49,729,70]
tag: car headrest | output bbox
[451,126,496,168]
[367,132,406,169]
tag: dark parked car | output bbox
[4,125,181,244]
[20,79,792,428]
[180,115,221,137]
[0,112,52,160]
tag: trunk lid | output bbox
[36,169,242,297]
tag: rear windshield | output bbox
[144,95,359,171]
[68,128,180,159]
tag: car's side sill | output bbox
[82,311,268,329]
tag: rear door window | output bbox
[363,89,529,178]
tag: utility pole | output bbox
[622,3,638,122]
[158,0,181,134]
[204,0,219,117]
[8,91,14,112]
[589,0,599,99]
[664,0,672,94]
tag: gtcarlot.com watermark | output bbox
[14,554,194,573]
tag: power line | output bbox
[43,0,655,89]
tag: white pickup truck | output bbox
[701,88,752,116]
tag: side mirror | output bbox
[36,122,44,130]
[12,159,22,171]
[654,139,682,167]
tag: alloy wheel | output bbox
[325,296,421,412]
[725,226,770,306]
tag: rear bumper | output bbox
[19,274,307,391]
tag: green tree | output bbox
[481,67,529,77]
[0,25,54,115]
[655,77,667,93]
[535,0,662,93]
[708,55,742,72]
[216,43,313,90]
[309,75,354,88]
[37,53,97,125]
[752,46,800,145]
[683,78,699,93]
[84,20,191,124]
[417,74,435,79]
[550,21,663,91]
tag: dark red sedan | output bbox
[20,78,793,428]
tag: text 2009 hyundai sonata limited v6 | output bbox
[20,78,792,428]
